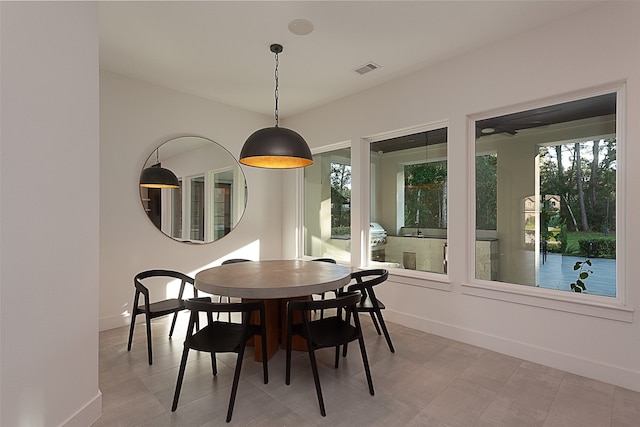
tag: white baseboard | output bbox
[99,313,131,331]
[61,390,102,427]
[385,309,640,393]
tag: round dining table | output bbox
[195,259,352,360]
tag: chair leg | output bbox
[342,310,352,357]
[370,311,382,335]
[210,352,217,376]
[357,335,375,396]
[127,313,136,351]
[127,293,140,352]
[145,313,153,365]
[334,345,340,368]
[260,329,269,385]
[216,295,224,320]
[171,345,190,411]
[319,292,326,319]
[307,347,326,416]
[285,314,294,385]
[374,311,395,353]
[169,311,179,337]
[226,345,246,422]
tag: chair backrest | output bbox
[311,258,337,264]
[288,291,361,316]
[346,268,389,301]
[221,258,252,265]
[134,269,195,300]
[183,299,265,338]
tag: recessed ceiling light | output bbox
[481,127,496,134]
[288,19,314,36]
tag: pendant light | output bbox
[240,44,313,169]
[139,148,180,189]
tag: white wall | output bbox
[0,3,101,426]
[99,72,284,331]
[285,2,640,391]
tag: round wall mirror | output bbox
[139,136,247,244]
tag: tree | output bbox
[539,139,617,236]
[330,163,351,228]
[575,142,589,231]
[589,140,600,211]
[404,161,447,228]
[475,154,497,230]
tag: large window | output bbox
[474,91,618,297]
[303,147,351,263]
[369,126,448,273]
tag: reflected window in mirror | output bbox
[140,136,247,244]
[474,89,620,298]
[214,170,233,240]
[189,176,205,241]
[170,182,182,239]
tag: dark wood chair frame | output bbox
[342,268,395,354]
[127,269,199,365]
[171,299,268,423]
[285,292,374,416]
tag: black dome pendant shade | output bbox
[139,165,180,189]
[240,126,312,168]
[139,149,180,189]
[239,44,313,169]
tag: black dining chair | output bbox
[221,258,253,265]
[285,292,374,417]
[342,268,395,354]
[127,269,199,365]
[172,299,268,423]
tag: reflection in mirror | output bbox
[474,91,617,297]
[140,136,247,244]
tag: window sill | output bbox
[386,268,452,292]
[462,280,633,322]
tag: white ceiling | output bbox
[99,1,602,119]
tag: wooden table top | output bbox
[195,259,352,299]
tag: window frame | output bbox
[362,121,452,289]
[298,141,353,263]
[465,83,631,322]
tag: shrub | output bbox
[558,224,568,253]
[577,237,616,258]
[331,226,351,237]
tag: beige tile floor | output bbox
[95,312,640,426]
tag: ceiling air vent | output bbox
[353,62,380,75]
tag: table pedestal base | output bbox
[246,296,310,361]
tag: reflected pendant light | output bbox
[240,44,313,169]
[139,149,180,189]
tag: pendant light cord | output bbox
[274,50,279,127]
